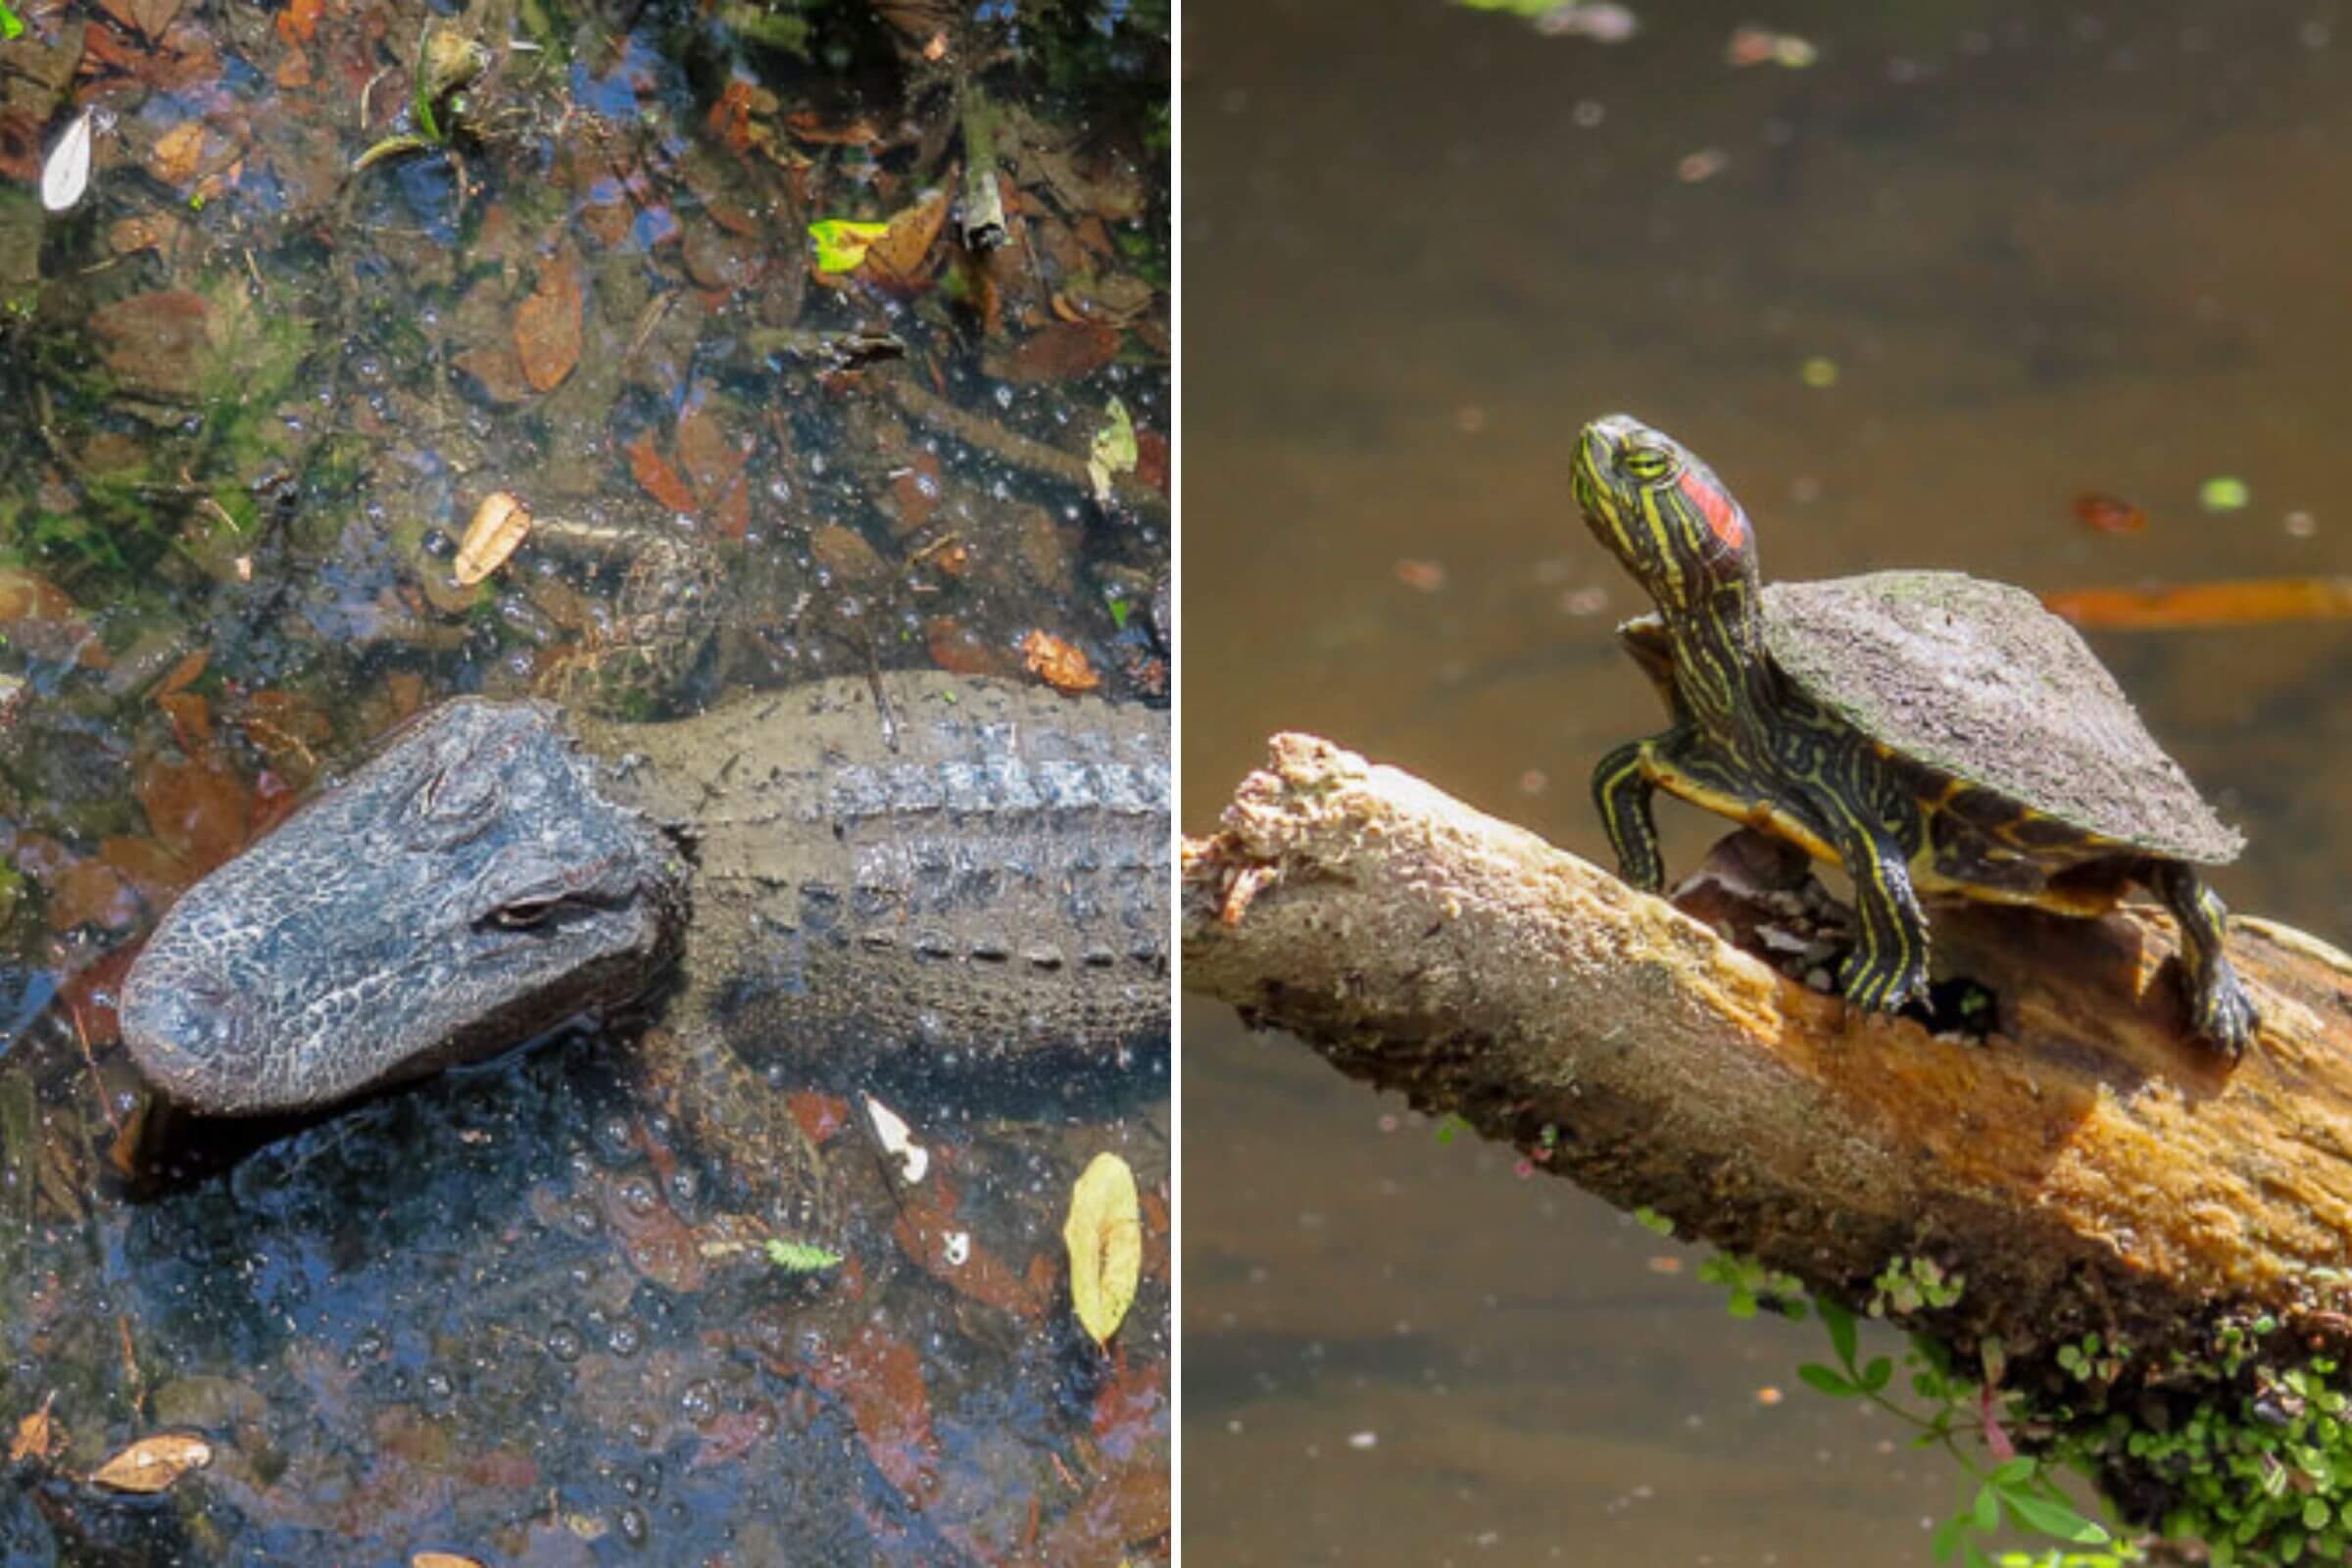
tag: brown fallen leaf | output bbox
[927,616,1015,677]
[156,689,211,752]
[48,856,142,934]
[412,1552,486,1568]
[98,0,182,41]
[514,251,584,393]
[9,1393,62,1464]
[625,434,698,514]
[453,492,532,586]
[999,320,1122,384]
[861,184,950,291]
[88,1432,212,1493]
[133,752,251,877]
[155,647,210,696]
[1020,628,1101,694]
[803,1325,937,1501]
[149,121,205,185]
[275,0,320,45]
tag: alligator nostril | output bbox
[123,966,248,1069]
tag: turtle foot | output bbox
[1835,947,1931,1019]
[2189,968,2259,1059]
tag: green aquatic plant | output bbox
[1687,1237,2352,1565]
[1792,1292,2111,1566]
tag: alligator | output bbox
[118,671,1170,1129]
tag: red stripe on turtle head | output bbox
[1678,468,1749,554]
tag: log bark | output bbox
[1182,731,2352,1363]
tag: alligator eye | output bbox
[490,898,560,929]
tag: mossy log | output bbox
[1182,732,2352,1368]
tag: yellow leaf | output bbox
[1063,1152,1141,1348]
[808,219,892,274]
[88,1432,211,1493]
[413,1552,487,1568]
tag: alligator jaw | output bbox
[121,699,687,1116]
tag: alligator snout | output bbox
[121,699,686,1116]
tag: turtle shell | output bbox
[1758,570,2241,865]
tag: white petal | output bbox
[40,109,93,214]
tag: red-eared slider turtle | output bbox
[1570,413,2258,1053]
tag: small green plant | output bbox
[1697,1251,1806,1321]
[764,1238,843,1273]
[0,1,22,40]
[2055,1334,2132,1386]
[1873,1254,1966,1316]
[1633,1205,1674,1238]
[1798,1295,2112,1566]
[1432,1112,1471,1146]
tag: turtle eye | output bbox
[1618,444,1676,483]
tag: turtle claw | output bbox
[1836,946,1931,1020]
[2189,969,2259,1059]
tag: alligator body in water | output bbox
[120,673,1169,1115]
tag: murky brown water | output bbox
[1183,0,2352,1559]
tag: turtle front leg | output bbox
[2147,860,2260,1056]
[1592,737,1669,892]
[1817,804,1932,1016]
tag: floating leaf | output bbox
[1063,1152,1142,1348]
[42,108,96,214]
[809,219,892,274]
[89,1432,212,1493]
[2199,474,2250,513]
[1021,628,1102,694]
[412,1554,486,1568]
[764,1238,844,1273]
[453,492,532,586]
[2043,576,2352,630]
[2072,492,2146,535]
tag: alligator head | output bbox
[121,699,687,1115]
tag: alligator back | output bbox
[587,673,1169,1066]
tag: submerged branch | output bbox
[1182,731,2352,1362]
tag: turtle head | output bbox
[1571,415,1759,613]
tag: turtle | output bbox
[1568,412,2259,1054]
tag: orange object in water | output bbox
[2042,576,2352,629]
[2072,492,2148,535]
